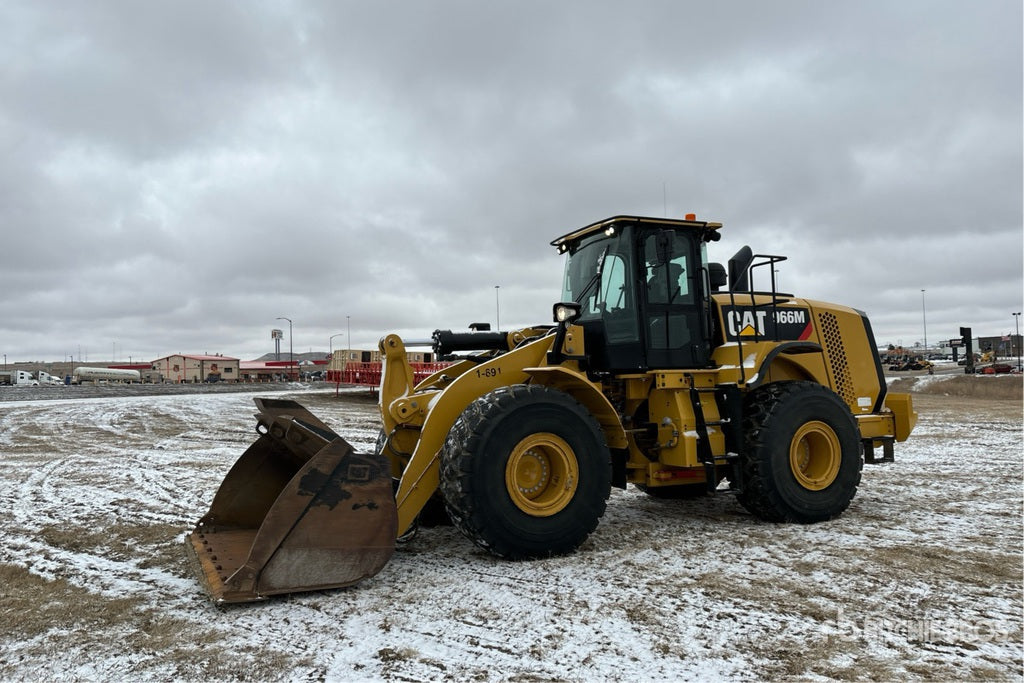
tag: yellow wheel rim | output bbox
[505,433,579,517]
[789,421,841,491]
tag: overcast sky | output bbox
[2,1,1021,364]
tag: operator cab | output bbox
[552,215,724,373]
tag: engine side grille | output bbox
[818,311,855,404]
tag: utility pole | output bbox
[1014,312,1021,372]
[921,289,927,353]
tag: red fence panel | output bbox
[328,361,452,387]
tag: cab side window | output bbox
[593,253,636,343]
[645,236,692,304]
[592,254,627,314]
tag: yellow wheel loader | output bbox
[187,214,916,603]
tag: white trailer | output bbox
[72,367,141,384]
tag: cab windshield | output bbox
[561,231,637,342]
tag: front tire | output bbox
[737,382,862,523]
[439,384,611,559]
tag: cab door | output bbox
[640,229,709,368]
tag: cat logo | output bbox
[724,306,813,341]
[731,309,769,337]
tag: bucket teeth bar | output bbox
[186,398,397,603]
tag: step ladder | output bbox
[688,382,745,492]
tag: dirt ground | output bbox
[0,376,1021,681]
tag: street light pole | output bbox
[329,333,344,358]
[1014,312,1021,372]
[329,332,345,388]
[346,316,351,360]
[495,285,501,331]
[276,317,293,381]
[921,289,927,354]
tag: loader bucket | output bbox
[186,397,397,603]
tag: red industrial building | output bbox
[150,354,240,383]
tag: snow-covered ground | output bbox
[0,387,1020,681]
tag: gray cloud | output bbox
[1,0,1020,363]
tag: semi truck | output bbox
[0,370,40,386]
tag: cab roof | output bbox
[550,215,723,251]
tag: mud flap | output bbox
[186,398,397,603]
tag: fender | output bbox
[391,334,553,535]
[524,365,629,450]
[745,341,824,389]
[711,340,824,388]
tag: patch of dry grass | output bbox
[0,562,308,680]
[37,522,188,572]
[889,374,1023,400]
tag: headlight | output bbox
[552,302,582,324]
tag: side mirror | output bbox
[708,263,727,292]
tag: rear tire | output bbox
[737,381,862,523]
[440,384,611,559]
